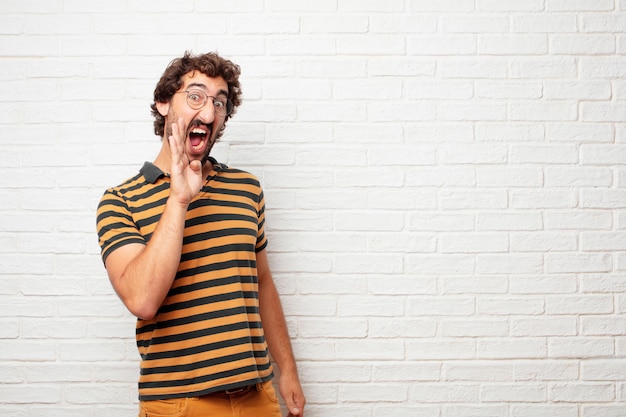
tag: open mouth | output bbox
[188,124,211,150]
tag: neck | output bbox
[153,138,213,177]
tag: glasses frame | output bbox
[175,89,233,117]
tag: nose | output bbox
[196,101,216,124]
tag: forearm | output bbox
[108,197,188,319]
[259,279,299,375]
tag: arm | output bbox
[104,119,204,320]
[256,249,306,417]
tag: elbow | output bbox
[123,296,160,321]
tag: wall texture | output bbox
[2,1,626,416]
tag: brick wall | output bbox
[1,1,626,416]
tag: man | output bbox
[96,51,305,417]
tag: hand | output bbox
[168,117,204,205]
[278,372,305,417]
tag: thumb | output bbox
[188,159,202,173]
[287,400,301,416]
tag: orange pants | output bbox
[138,381,282,417]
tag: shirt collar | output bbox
[140,157,225,184]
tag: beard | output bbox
[164,111,221,165]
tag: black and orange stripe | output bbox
[96,159,273,400]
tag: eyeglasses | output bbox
[176,89,233,117]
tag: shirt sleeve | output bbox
[255,188,268,253]
[96,189,146,264]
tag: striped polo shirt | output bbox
[96,158,273,400]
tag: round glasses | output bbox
[176,89,233,117]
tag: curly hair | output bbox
[150,51,242,139]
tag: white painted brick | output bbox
[547,122,615,143]
[441,275,509,295]
[411,212,475,232]
[581,274,626,293]
[335,212,405,232]
[545,80,612,100]
[581,317,626,336]
[297,318,367,338]
[368,276,437,296]
[546,0,614,11]
[408,35,477,56]
[581,189,626,209]
[476,212,542,231]
[476,123,545,142]
[551,35,616,55]
[333,254,403,274]
[475,81,543,99]
[444,16,510,33]
[337,35,406,56]
[582,405,626,417]
[441,319,508,337]
[479,35,548,55]
[438,57,508,79]
[480,383,546,402]
[375,405,440,417]
[370,14,437,34]
[476,167,542,187]
[339,383,408,403]
[581,102,626,122]
[510,189,579,209]
[368,232,437,253]
[373,362,440,382]
[337,296,404,317]
[511,317,577,336]
[477,338,547,359]
[514,360,579,381]
[336,339,405,360]
[440,233,509,253]
[510,58,578,78]
[545,167,613,187]
[407,254,475,274]
[478,297,544,315]
[582,359,626,381]
[512,405,579,417]
[340,0,404,12]
[440,102,508,121]
[409,383,479,402]
[510,232,578,252]
[511,14,578,33]
[408,297,475,316]
[580,57,626,78]
[367,190,437,210]
[444,361,512,382]
[545,211,613,230]
[407,339,476,360]
[549,383,615,402]
[440,190,508,210]
[405,80,473,99]
[407,167,476,187]
[0,385,61,404]
[444,405,510,417]
[546,253,613,273]
[298,274,367,295]
[441,144,508,164]
[369,318,437,338]
[476,254,543,274]
[549,337,615,358]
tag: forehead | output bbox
[181,71,228,93]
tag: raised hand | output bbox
[168,117,205,206]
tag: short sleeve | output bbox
[96,189,146,263]
[255,189,268,253]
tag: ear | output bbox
[156,101,170,117]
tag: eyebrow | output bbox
[187,82,228,97]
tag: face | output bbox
[157,71,229,164]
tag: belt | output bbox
[222,384,256,396]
